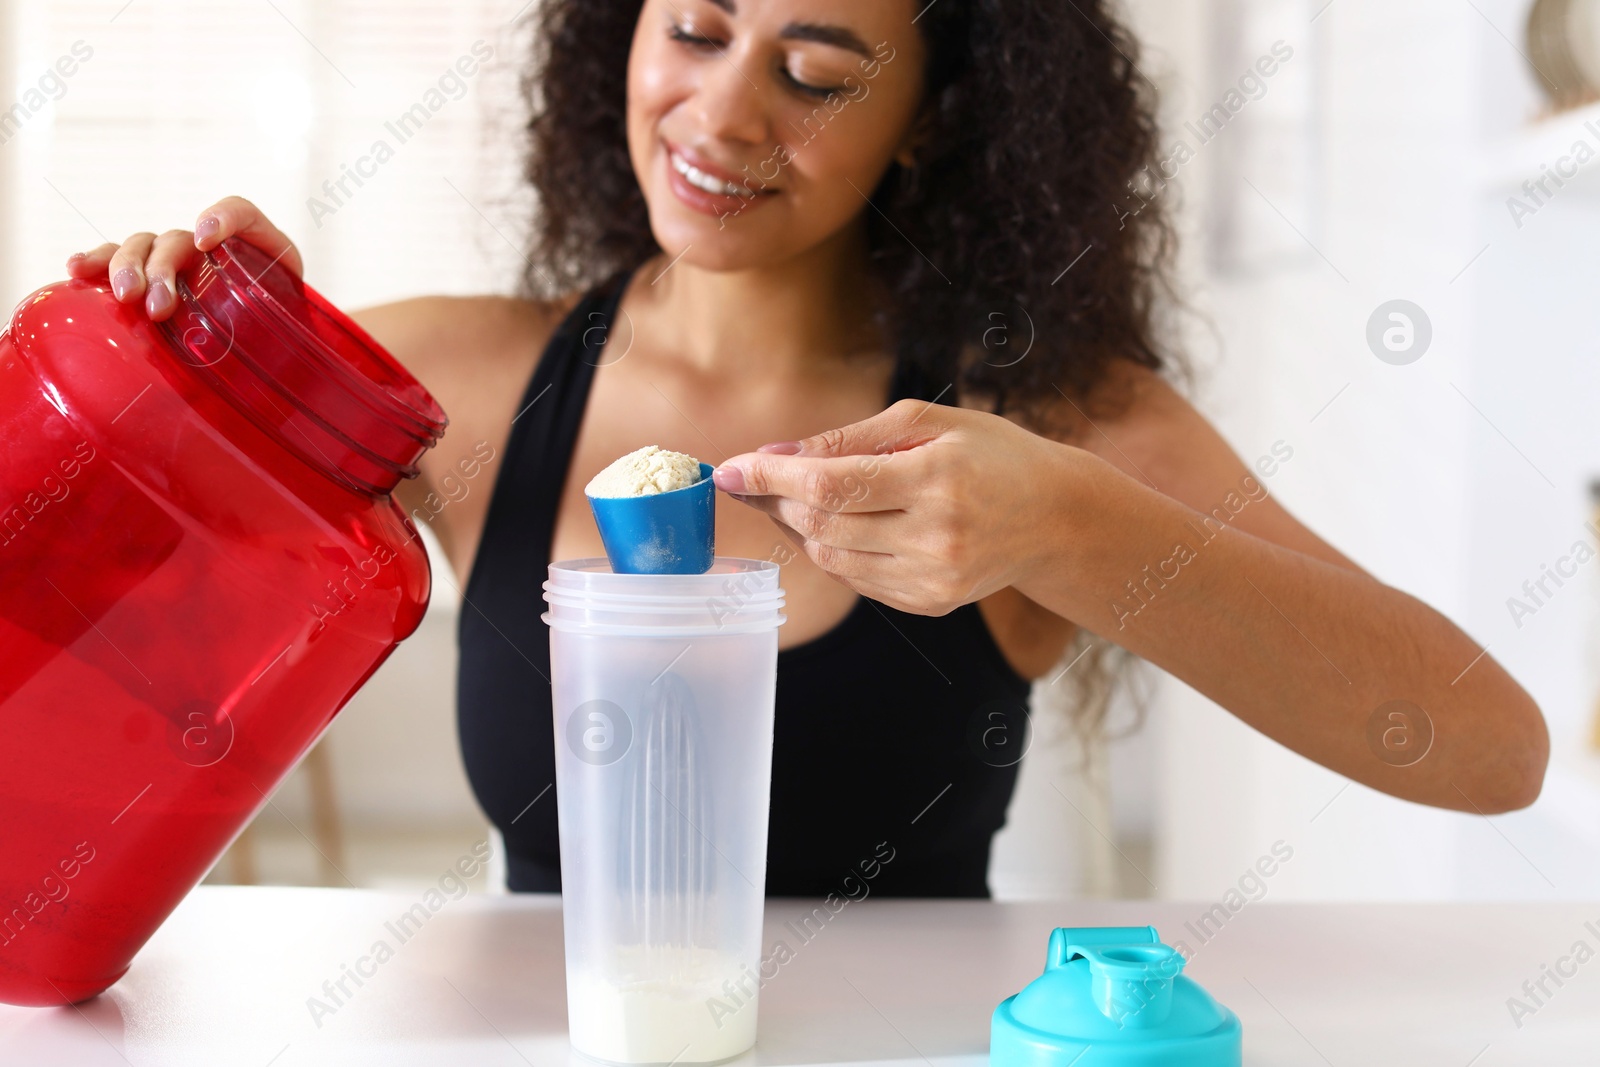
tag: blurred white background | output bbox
[4,0,1599,903]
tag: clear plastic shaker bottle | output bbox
[542,557,785,1064]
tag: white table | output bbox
[1,887,1595,1065]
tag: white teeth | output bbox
[671,150,755,198]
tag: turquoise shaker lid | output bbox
[991,926,1241,1066]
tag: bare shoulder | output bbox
[995,359,1363,575]
[954,358,1192,463]
[350,293,578,566]
[351,294,576,414]
[1044,360,1225,483]
[351,293,578,465]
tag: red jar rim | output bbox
[165,238,447,495]
[212,240,446,438]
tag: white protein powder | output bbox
[567,945,757,1064]
[586,446,704,498]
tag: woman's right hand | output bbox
[64,197,304,322]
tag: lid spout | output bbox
[991,924,1242,1066]
[1068,942,1185,1029]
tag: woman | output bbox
[67,0,1547,896]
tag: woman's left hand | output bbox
[711,398,1086,615]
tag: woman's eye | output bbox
[669,24,721,49]
[668,22,841,100]
[783,69,842,100]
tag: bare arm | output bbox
[1018,366,1547,814]
[716,362,1548,815]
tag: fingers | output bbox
[714,398,955,506]
[101,230,199,320]
[759,512,923,614]
[767,513,806,549]
[62,195,304,321]
[742,493,902,553]
[835,574,906,609]
[65,242,119,279]
[714,449,910,512]
[107,232,157,305]
[790,398,948,458]
[143,230,202,320]
[193,196,303,277]
[799,538,891,587]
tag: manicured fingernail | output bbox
[194,216,219,244]
[146,279,172,316]
[66,252,86,268]
[111,269,137,301]
[712,465,747,493]
[757,441,802,455]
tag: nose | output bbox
[691,53,769,146]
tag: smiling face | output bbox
[626,0,928,272]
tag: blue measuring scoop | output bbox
[585,462,716,575]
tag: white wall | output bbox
[1144,0,1600,901]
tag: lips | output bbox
[663,140,779,219]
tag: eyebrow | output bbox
[701,0,876,59]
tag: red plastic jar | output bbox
[0,238,445,1005]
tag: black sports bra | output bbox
[456,267,1034,897]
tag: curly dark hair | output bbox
[519,0,1180,435]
